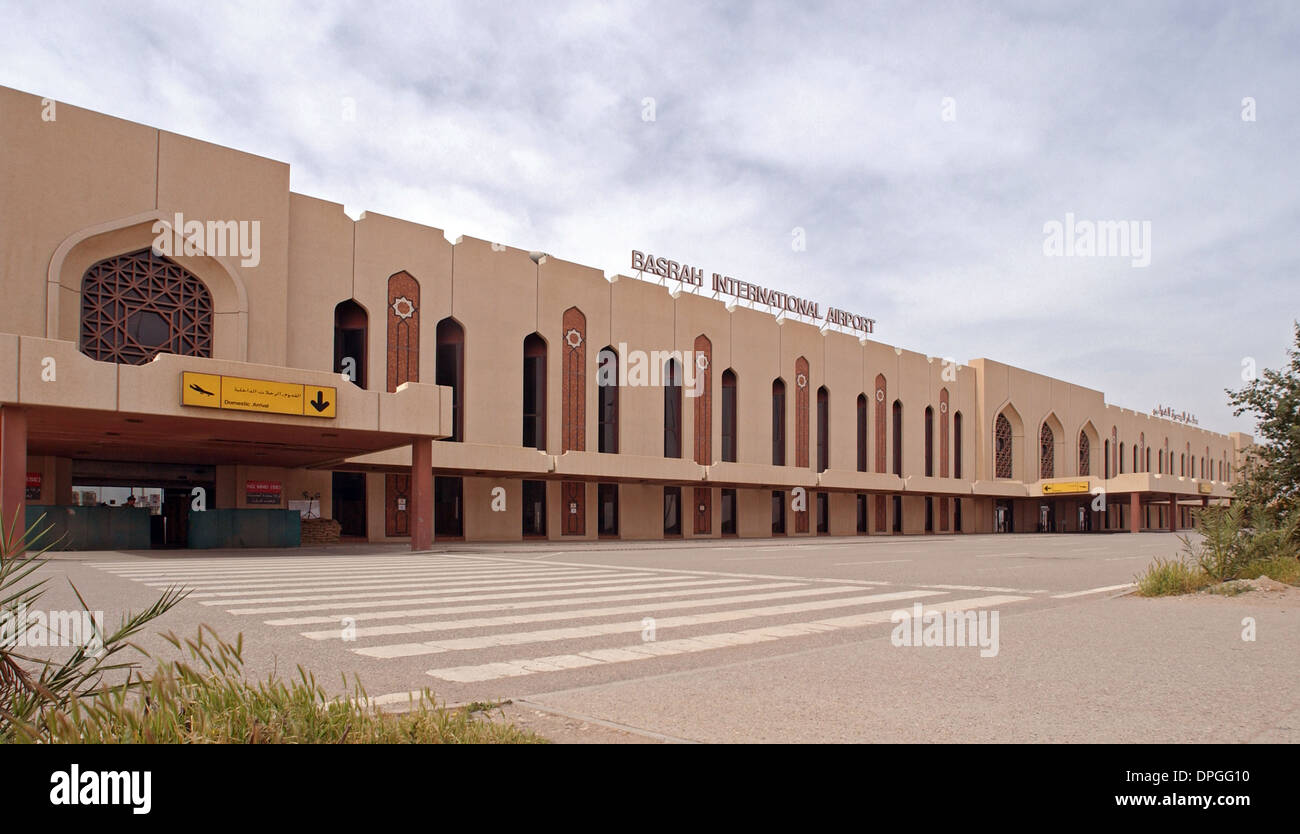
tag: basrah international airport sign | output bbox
[181,372,337,419]
[630,250,876,335]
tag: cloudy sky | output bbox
[2,0,1296,434]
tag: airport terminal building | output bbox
[0,86,1253,550]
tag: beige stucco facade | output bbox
[0,85,1250,548]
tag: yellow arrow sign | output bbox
[182,372,336,419]
[1042,481,1089,494]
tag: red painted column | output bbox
[1129,492,1141,533]
[409,437,433,551]
[1168,493,1178,532]
[0,407,28,546]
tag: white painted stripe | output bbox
[232,578,755,616]
[1051,583,1135,598]
[190,570,640,600]
[155,566,606,591]
[439,552,894,588]
[110,561,541,582]
[918,584,1027,593]
[832,559,912,565]
[92,556,502,573]
[426,594,1028,682]
[211,574,719,610]
[267,580,800,625]
[357,589,945,658]
[366,690,435,708]
[145,571,611,594]
[303,585,871,640]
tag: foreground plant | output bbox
[34,627,544,744]
[1,509,186,742]
[1136,503,1300,596]
[2,508,541,744]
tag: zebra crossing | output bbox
[88,553,1028,690]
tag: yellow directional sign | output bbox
[1042,481,1089,494]
[182,372,336,419]
[1198,482,1213,494]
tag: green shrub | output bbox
[1239,555,1300,586]
[30,627,545,744]
[2,508,541,744]
[1,510,186,742]
[1136,557,1211,597]
[1181,503,1300,583]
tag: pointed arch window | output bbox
[816,386,830,472]
[1040,423,1055,479]
[722,369,738,462]
[924,405,935,477]
[334,300,367,389]
[598,346,619,454]
[80,248,213,364]
[523,334,547,450]
[995,414,1013,479]
[1079,431,1090,476]
[664,358,683,458]
[435,318,464,441]
[953,411,963,479]
[772,378,787,466]
[891,400,903,475]
[856,394,868,472]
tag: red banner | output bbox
[245,480,282,505]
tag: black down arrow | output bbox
[309,390,330,413]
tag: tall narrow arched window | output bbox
[597,346,619,454]
[924,405,935,477]
[334,300,367,389]
[953,411,963,479]
[1119,442,1126,474]
[664,358,683,458]
[1180,453,1185,476]
[1079,431,1090,476]
[772,378,787,466]
[995,414,1013,479]
[856,394,868,472]
[1104,439,1111,478]
[816,386,830,473]
[435,317,464,441]
[722,369,738,462]
[1040,423,1055,479]
[81,248,213,364]
[891,400,903,475]
[522,333,547,450]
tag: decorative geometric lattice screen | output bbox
[995,413,1012,478]
[1040,423,1055,479]
[80,248,213,364]
[1078,431,1090,476]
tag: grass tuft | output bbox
[1136,557,1212,597]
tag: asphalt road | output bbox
[24,532,1300,743]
